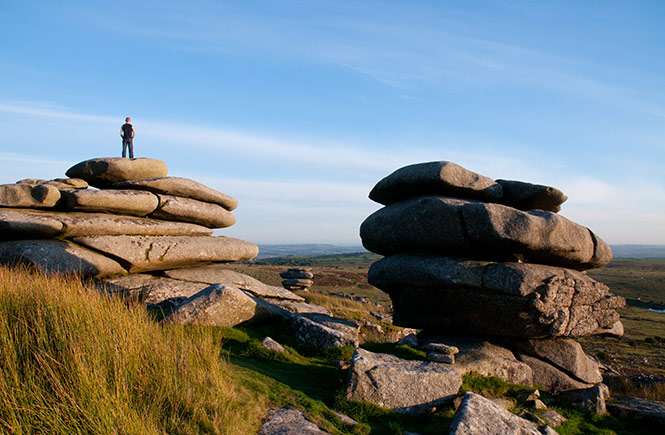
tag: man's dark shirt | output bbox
[121,123,133,140]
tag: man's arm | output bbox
[131,125,135,138]
[120,126,124,138]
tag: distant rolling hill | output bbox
[256,244,665,259]
[611,245,665,259]
[256,244,367,258]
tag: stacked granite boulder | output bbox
[0,157,359,347]
[359,161,625,396]
[280,267,314,291]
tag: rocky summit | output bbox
[0,156,361,350]
[360,160,625,397]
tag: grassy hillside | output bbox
[0,265,264,434]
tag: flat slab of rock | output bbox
[0,184,60,208]
[369,254,625,338]
[17,178,89,190]
[111,177,238,211]
[496,179,567,213]
[151,194,235,228]
[369,161,503,205]
[346,348,461,415]
[0,208,64,239]
[513,338,602,384]
[361,196,611,270]
[280,270,314,279]
[0,209,211,238]
[60,189,159,216]
[0,239,125,278]
[282,278,314,287]
[259,407,331,435]
[99,274,210,304]
[557,384,609,415]
[72,235,258,273]
[65,157,168,187]
[162,265,304,301]
[449,392,555,435]
[607,396,665,427]
[290,313,359,347]
[165,284,270,327]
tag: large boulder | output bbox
[289,313,359,347]
[0,239,125,278]
[99,274,210,305]
[150,194,235,228]
[164,284,271,327]
[606,396,665,427]
[259,407,331,435]
[345,348,461,415]
[111,177,238,211]
[512,338,603,384]
[449,392,556,435]
[0,208,64,239]
[280,270,314,279]
[516,352,595,394]
[496,179,567,213]
[369,161,503,205]
[162,265,304,301]
[72,235,258,273]
[360,196,611,270]
[65,157,168,187]
[420,337,533,386]
[369,254,624,338]
[60,189,159,216]
[0,184,60,208]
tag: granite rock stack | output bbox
[281,267,314,291]
[360,161,625,394]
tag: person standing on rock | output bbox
[120,117,135,159]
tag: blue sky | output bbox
[1,0,664,245]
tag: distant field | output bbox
[588,259,665,307]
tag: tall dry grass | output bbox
[0,265,263,434]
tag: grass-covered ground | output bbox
[2,258,665,434]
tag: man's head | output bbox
[125,117,131,123]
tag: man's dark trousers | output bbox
[122,138,134,158]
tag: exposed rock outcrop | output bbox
[360,160,622,395]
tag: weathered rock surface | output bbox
[162,265,304,301]
[72,235,258,273]
[151,194,235,228]
[516,352,595,394]
[290,313,359,348]
[369,254,624,338]
[0,208,64,239]
[261,337,286,353]
[280,270,314,279]
[512,338,603,384]
[540,410,567,428]
[65,157,168,187]
[259,407,331,435]
[607,396,665,427]
[369,161,503,205]
[60,189,159,216]
[165,284,270,327]
[346,348,462,415]
[361,196,611,270]
[496,179,567,213]
[451,340,534,386]
[268,300,332,316]
[112,177,238,211]
[557,384,609,415]
[0,239,125,278]
[282,278,314,288]
[17,178,89,190]
[99,274,210,304]
[0,209,212,238]
[0,184,61,208]
[449,392,556,435]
